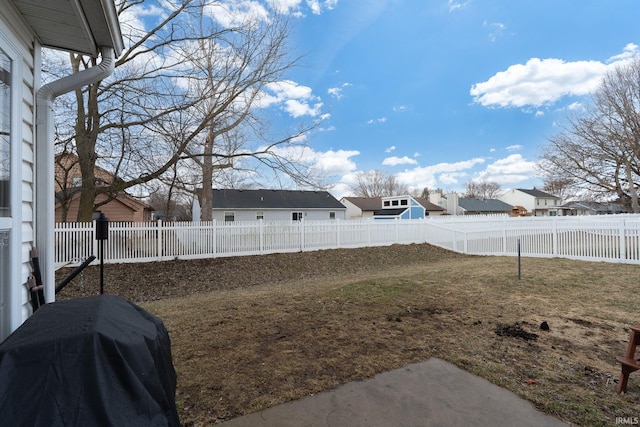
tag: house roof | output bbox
[55,188,152,212]
[459,198,513,212]
[11,0,123,57]
[341,197,382,211]
[414,197,445,211]
[208,189,346,210]
[515,188,560,199]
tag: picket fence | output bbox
[54,214,640,267]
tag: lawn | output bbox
[56,243,640,426]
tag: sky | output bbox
[228,0,640,199]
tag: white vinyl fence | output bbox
[54,214,640,267]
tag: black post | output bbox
[95,212,109,294]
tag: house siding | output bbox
[213,209,344,222]
[56,193,150,223]
[1,1,36,340]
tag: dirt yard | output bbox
[56,244,640,426]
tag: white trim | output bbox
[0,15,24,341]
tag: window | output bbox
[400,199,408,206]
[292,212,303,221]
[391,200,399,206]
[256,211,264,220]
[71,176,82,187]
[0,43,14,340]
[383,201,390,207]
[224,211,235,222]
[329,211,335,220]
[0,48,9,218]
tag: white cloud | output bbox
[484,21,506,42]
[448,0,472,12]
[205,1,271,28]
[470,57,607,108]
[267,0,303,14]
[366,117,387,124]
[308,149,359,176]
[385,145,396,153]
[306,0,338,15]
[506,145,523,151]
[395,158,485,191]
[327,82,351,99]
[284,99,324,117]
[606,43,639,63]
[471,45,640,109]
[393,105,409,112]
[474,154,538,186]
[382,156,418,166]
[256,80,323,117]
[266,146,358,177]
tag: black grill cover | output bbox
[0,295,179,426]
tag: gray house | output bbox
[201,189,346,222]
[458,198,513,215]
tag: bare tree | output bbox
[49,0,318,221]
[350,170,408,197]
[541,174,576,204]
[463,179,502,199]
[539,56,640,212]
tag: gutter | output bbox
[35,47,116,304]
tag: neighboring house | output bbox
[340,197,381,219]
[557,202,599,216]
[55,188,152,223]
[0,0,123,341]
[373,195,444,220]
[558,201,629,216]
[415,197,446,216]
[458,198,513,215]
[430,191,512,215]
[54,153,152,222]
[499,188,561,216]
[201,189,346,221]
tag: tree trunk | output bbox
[200,124,214,221]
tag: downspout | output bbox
[35,47,115,305]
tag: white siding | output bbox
[1,0,36,340]
[213,209,346,222]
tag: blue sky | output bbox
[243,0,639,198]
[118,1,639,199]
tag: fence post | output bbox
[336,218,341,248]
[259,219,264,254]
[157,220,163,261]
[92,220,98,259]
[213,220,217,257]
[552,217,558,256]
[502,221,507,255]
[463,230,468,254]
[619,219,627,262]
[300,219,305,251]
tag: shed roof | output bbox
[208,189,346,210]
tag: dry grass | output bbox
[57,244,640,426]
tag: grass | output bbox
[104,245,640,426]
